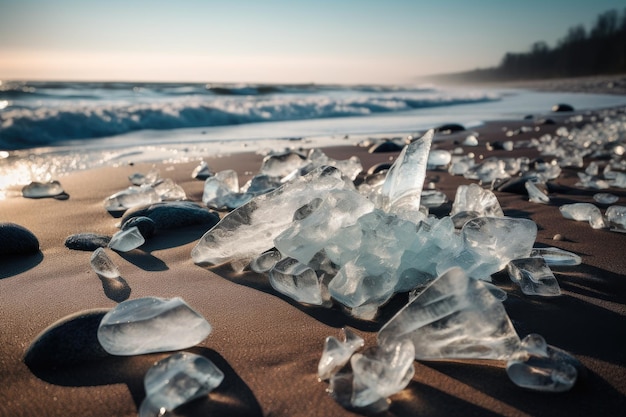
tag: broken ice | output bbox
[450,183,503,218]
[97,296,212,355]
[22,180,65,198]
[606,205,626,232]
[318,328,364,381]
[593,193,619,204]
[108,226,145,252]
[559,203,607,229]
[507,334,579,392]
[139,352,224,417]
[104,185,161,212]
[269,257,324,305]
[530,247,581,266]
[90,247,120,279]
[525,181,549,204]
[507,258,561,297]
[378,268,521,361]
[250,249,283,273]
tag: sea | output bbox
[1,80,625,191]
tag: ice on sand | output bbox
[530,246,581,266]
[606,205,626,232]
[139,352,224,417]
[378,268,521,361]
[90,247,120,279]
[318,328,365,381]
[507,257,562,297]
[525,180,550,204]
[269,257,325,305]
[108,226,145,252]
[22,180,65,198]
[559,203,607,229]
[450,183,504,217]
[104,185,161,212]
[191,166,354,266]
[97,297,212,355]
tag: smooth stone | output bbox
[434,123,465,133]
[120,201,220,230]
[65,233,111,251]
[121,216,156,239]
[366,162,392,175]
[552,103,574,112]
[368,141,403,153]
[0,222,40,255]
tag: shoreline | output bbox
[1,101,626,416]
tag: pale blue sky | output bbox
[0,0,623,83]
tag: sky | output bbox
[0,0,624,84]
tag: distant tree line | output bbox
[441,9,626,82]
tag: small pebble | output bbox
[553,234,564,241]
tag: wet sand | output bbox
[1,107,625,417]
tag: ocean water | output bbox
[1,80,625,192]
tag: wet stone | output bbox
[65,233,111,251]
[318,328,365,381]
[0,222,39,256]
[593,193,619,205]
[121,201,220,230]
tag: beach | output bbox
[1,83,626,416]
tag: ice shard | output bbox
[525,181,549,204]
[380,130,433,222]
[22,180,65,198]
[90,248,120,279]
[530,247,581,266]
[108,226,145,252]
[269,257,324,305]
[191,166,353,266]
[307,148,363,181]
[450,183,504,217]
[507,258,561,297]
[506,334,579,392]
[318,328,365,381]
[104,185,161,212]
[250,249,283,273]
[378,268,521,361]
[97,297,212,355]
[559,203,607,229]
[139,352,224,417]
[593,193,619,204]
[606,205,626,232]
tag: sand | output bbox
[1,107,625,417]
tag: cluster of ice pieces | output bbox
[318,268,580,411]
[104,168,186,212]
[195,148,363,210]
[559,202,625,232]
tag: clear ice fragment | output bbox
[606,205,626,232]
[153,178,186,201]
[507,258,561,297]
[129,168,159,186]
[506,334,579,392]
[191,160,212,180]
[450,183,503,217]
[22,180,65,198]
[269,257,323,305]
[378,268,521,361]
[202,169,251,210]
[559,203,607,229]
[104,185,161,212]
[97,297,212,355]
[593,193,619,204]
[420,190,448,208]
[427,149,451,169]
[318,328,364,380]
[530,247,581,266]
[260,150,307,178]
[463,135,479,146]
[380,130,433,221]
[250,249,283,273]
[350,339,415,408]
[139,352,224,417]
[108,226,145,252]
[524,181,549,204]
[90,247,120,279]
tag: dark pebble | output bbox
[121,216,156,238]
[64,233,111,251]
[552,103,574,112]
[434,123,465,133]
[121,201,220,230]
[367,162,392,175]
[0,222,40,255]
[368,141,403,153]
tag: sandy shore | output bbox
[1,106,625,416]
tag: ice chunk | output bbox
[269,257,324,305]
[250,249,283,273]
[108,226,145,252]
[350,339,415,408]
[240,174,281,196]
[129,168,159,186]
[503,140,514,151]
[260,150,307,177]
[202,169,251,210]
[524,181,549,204]
[192,166,352,266]
[593,193,619,204]
[530,247,581,266]
[464,158,510,182]
[427,149,451,169]
[450,183,504,217]
[507,258,561,296]
[22,180,65,198]
[139,352,224,417]
[318,328,364,381]
[380,130,433,221]
[507,334,579,392]
[559,203,607,229]
[378,268,521,360]
[463,135,479,146]
[104,185,161,212]
[448,155,475,175]
[90,248,120,279]
[153,178,186,201]
[308,148,363,181]
[97,297,212,355]
[606,205,626,232]
[191,160,212,180]
[420,190,448,208]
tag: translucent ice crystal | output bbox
[427,149,451,169]
[606,205,626,232]
[507,258,561,297]
[506,334,579,392]
[318,328,364,381]
[593,193,619,204]
[139,352,224,417]
[378,268,521,361]
[450,183,503,218]
[97,297,212,355]
[104,185,161,212]
[249,249,283,273]
[559,203,607,229]
[22,180,65,198]
[192,166,353,266]
[108,226,145,252]
[269,257,324,305]
[90,247,120,279]
[380,130,433,222]
[202,169,252,210]
[524,181,549,204]
[530,247,581,266]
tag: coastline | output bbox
[1,101,626,416]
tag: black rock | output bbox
[552,103,574,112]
[65,233,111,251]
[0,222,40,256]
[368,141,403,153]
[121,201,220,230]
[536,118,556,125]
[434,123,465,133]
[121,216,156,238]
[367,162,392,175]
